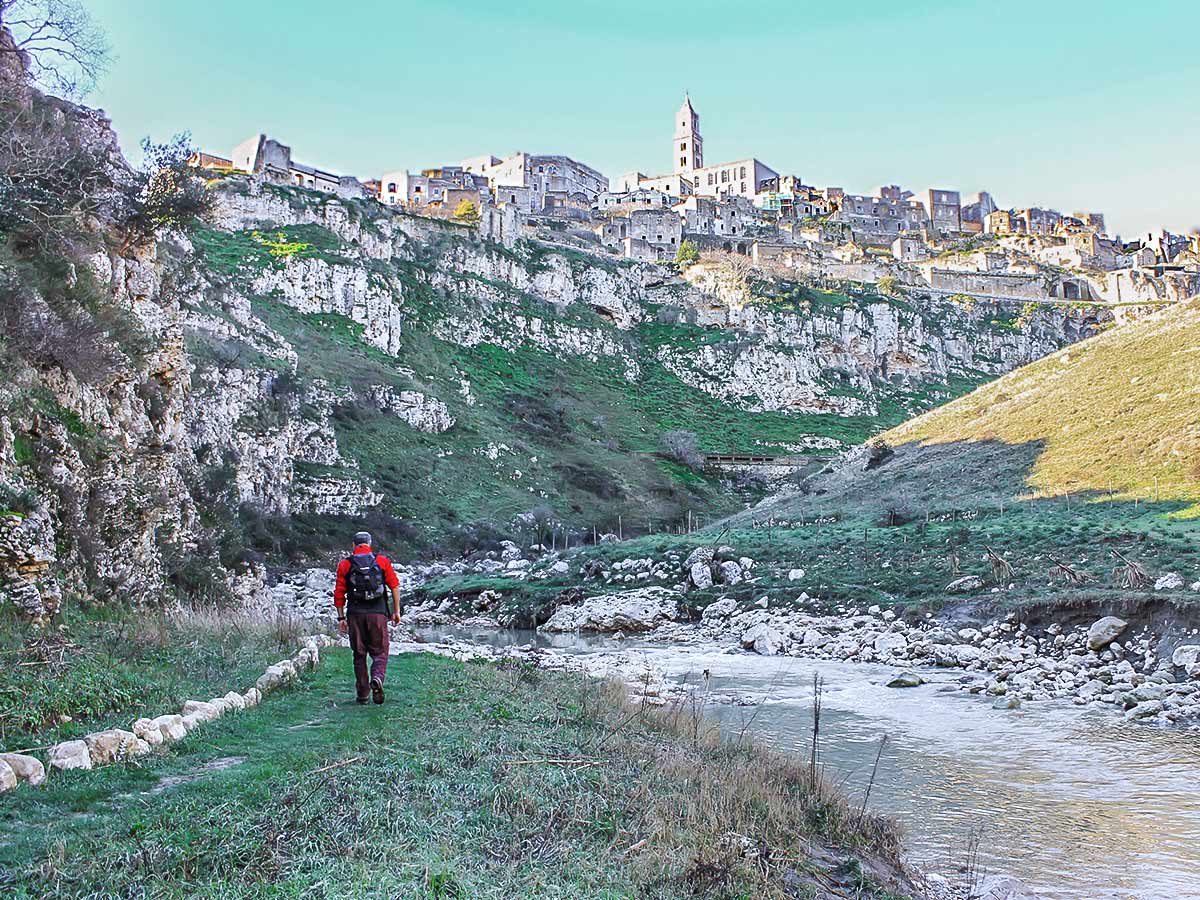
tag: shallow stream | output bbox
[418,625,1200,900]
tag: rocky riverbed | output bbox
[267,540,1200,728]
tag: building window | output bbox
[741,182,746,193]
[680,157,686,167]
[740,166,746,179]
[387,182,396,192]
[680,142,686,150]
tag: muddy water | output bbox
[419,626,1200,900]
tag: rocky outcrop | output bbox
[541,587,683,633]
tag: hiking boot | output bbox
[370,676,385,705]
[356,694,368,704]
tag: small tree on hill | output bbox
[120,132,214,250]
[452,198,480,226]
[675,238,700,268]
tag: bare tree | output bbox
[0,0,110,97]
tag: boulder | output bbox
[182,712,206,732]
[689,561,713,590]
[0,752,46,787]
[242,687,262,708]
[741,623,785,656]
[1171,645,1200,670]
[151,714,187,742]
[1154,573,1184,591]
[541,587,682,633]
[223,691,247,711]
[787,568,806,581]
[1125,699,1164,721]
[873,632,908,655]
[945,575,984,594]
[84,729,140,765]
[886,671,924,688]
[48,740,92,772]
[683,546,714,569]
[132,718,165,747]
[549,560,569,575]
[701,597,738,622]
[1087,616,1128,651]
[802,628,828,648]
[181,699,221,723]
[0,759,16,793]
[992,696,1021,710]
[718,560,743,585]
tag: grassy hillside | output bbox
[885,298,1200,509]
[421,303,1200,616]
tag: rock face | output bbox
[541,587,682,633]
[1087,616,1128,651]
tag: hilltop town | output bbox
[193,95,1200,308]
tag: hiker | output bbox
[333,531,403,704]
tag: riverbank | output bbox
[1,646,922,899]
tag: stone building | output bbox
[378,166,489,208]
[229,134,368,199]
[595,208,680,261]
[927,188,962,236]
[891,234,928,262]
[960,191,998,233]
[485,152,608,213]
[832,189,928,245]
[1016,207,1061,235]
[675,195,756,239]
[984,210,1023,234]
[598,188,675,210]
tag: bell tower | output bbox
[674,94,703,175]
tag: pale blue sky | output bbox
[87,0,1198,237]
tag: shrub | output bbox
[675,239,700,268]
[661,429,704,471]
[451,199,480,226]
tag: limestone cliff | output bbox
[0,103,1111,618]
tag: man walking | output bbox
[333,531,403,704]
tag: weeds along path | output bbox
[0,649,913,900]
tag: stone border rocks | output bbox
[0,633,335,795]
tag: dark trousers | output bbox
[347,612,390,699]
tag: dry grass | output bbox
[884,298,1200,510]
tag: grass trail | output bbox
[0,650,912,900]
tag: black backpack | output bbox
[344,552,385,605]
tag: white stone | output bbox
[1171,645,1200,670]
[242,687,263,708]
[741,623,785,656]
[873,632,908,655]
[223,691,247,711]
[886,672,924,688]
[151,714,188,742]
[0,752,46,786]
[945,575,984,594]
[718,560,743,585]
[1087,616,1128,651]
[541,587,682,633]
[701,597,738,622]
[182,699,221,722]
[84,729,139,765]
[48,740,92,771]
[1154,573,1184,591]
[787,568,805,581]
[132,718,165,747]
[0,759,16,793]
[689,561,713,590]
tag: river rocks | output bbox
[873,632,908,655]
[1171,645,1200,670]
[689,561,714,590]
[152,714,188,742]
[701,597,739,622]
[541,587,682,633]
[1087,616,1128,651]
[972,874,1043,899]
[945,575,984,594]
[84,729,141,765]
[0,752,46,787]
[992,695,1021,710]
[741,623,785,656]
[1154,573,1184,591]
[1125,699,1164,721]
[887,672,924,688]
[0,759,16,793]
[48,740,92,772]
[787,568,805,581]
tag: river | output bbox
[417,625,1200,900]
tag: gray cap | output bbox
[354,531,372,546]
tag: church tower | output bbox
[674,94,703,175]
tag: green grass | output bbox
[0,651,913,900]
[0,607,299,753]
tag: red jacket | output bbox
[334,544,400,611]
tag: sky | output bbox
[83,0,1199,238]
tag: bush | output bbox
[121,133,214,249]
[660,429,704,471]
[675,239,700,268]
[451,199,480,226]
